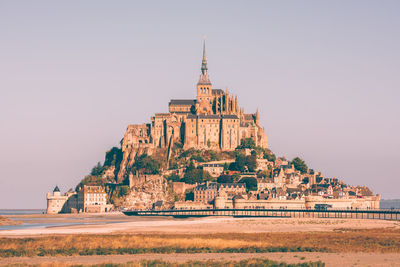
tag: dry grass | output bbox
[1,228,399,257]
[1,259,325,267]
[237,219,348,226]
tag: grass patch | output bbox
[96,259,325,267]
[6,259,326,267]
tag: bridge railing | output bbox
[124,208,400,220]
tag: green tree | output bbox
[238,138,256,149]
[223,162,230,170]
[208,150,218,161]
[183,169,211,184]
[253,146,265,157]
[238,177,258,191]
[292,157,308,174]
[90,162,104,176]
[217,175,233,183]
[104,147,123,167]
[257,169,271,179]
[229,153,247,172]
[186,161,195,172]
[185,191,194,201]
[246,155,257,172]
[263,149,276,162]
[229,153,257,172]
[134,154,161,174]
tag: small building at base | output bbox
[46,185,112,214]
[77,185,113,213]
[78,185,112,213]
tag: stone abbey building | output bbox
[118,43,268,181]
[122,43,267,151]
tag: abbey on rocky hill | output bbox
[122,42,268,157]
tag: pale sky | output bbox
[0,1,399,208]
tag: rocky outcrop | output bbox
[117,145,154,183]
[122,174,173,210]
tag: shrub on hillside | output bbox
[217,175,233,184]
[104,147,123,167]
[237,138,256,149]
[90,162,105,176]
[292,157,308,174]
[183,169,212,184]
[134,154,161,174]
[238,177,258,191]
[229,153,257,172]
[185,191,194,201]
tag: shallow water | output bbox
[0,210,174,232]
[0,222,81,231]
[380,199,400,209]
[0,220,126,231]
[0,209,45,215]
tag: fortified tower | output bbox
[46,186,68,214]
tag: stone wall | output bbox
[304,195,381,209]
[211,195,381,210]
[172,182,196,197]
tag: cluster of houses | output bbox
[46,154,380,213]
[172,156,380,210]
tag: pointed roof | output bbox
[198,40,211,85]
[255,108,259,122]
[53,185,60,192]
[201,40,207,74]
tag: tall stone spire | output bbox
[201,40,207,75]
[235,95,239,113]
[198,40,211,85]
[255,108,260,124]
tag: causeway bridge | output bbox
[123,208,400,220]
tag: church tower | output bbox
[196,41,213,114]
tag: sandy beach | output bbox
[1,213,399,236]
